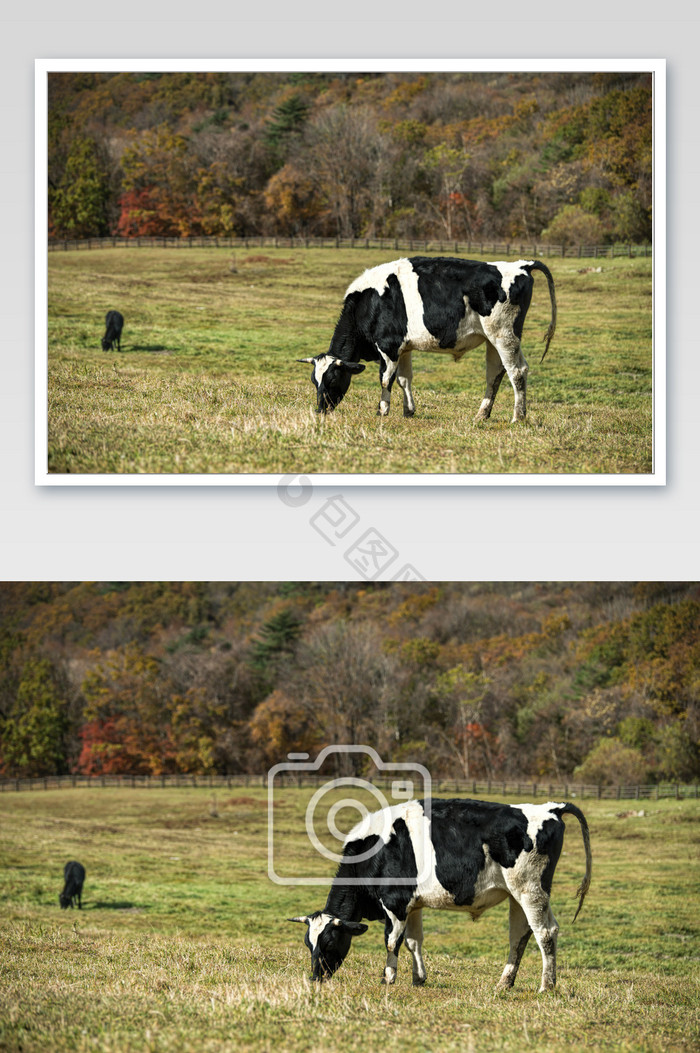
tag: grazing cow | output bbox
[290,797,590,993]
[101,310,124,352]
[298,257,556,422]
[59,860,85,910]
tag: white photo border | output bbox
[35,57,666,487]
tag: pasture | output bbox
[45,248,654,476]
[1,786,697,1052]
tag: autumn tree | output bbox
[263,163,325,235]
[249,688,321,767]
[300,106,392,237]
[574,737,648,786]
[292,620,394,773]
[422,145,475,240]
[116,126,200,237]
[0,658,69,776]
[431,666,494,778]
[541,204,606,246]
[50,136,110,238]
[78,644,173,774]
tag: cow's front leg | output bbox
[405,909,427,986]
[380,905,407,984]
[377,348,398,417]
[496,896,532,991]
[475,342,507,421]
[397,352,415,418]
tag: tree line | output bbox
[47,71,653,246]
[1,582,697,786]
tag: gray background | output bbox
[2,4,694,582]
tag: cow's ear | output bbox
[340,362,365,374]
[288,916,311,925]
[333,919,369,935]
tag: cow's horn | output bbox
[296,357,315,363]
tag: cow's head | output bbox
[289,913,368,980]
[59,893,70,909]
[298,355,365,413]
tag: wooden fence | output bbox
[1,772,695,801]
[47,235,652,260]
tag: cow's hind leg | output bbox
[405,909,427,986]
[488,335,529,422]
[475,342,507,422]
[397,352,416,418]
[519,895,559,991]
[496,896,532,991]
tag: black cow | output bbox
[101,310,124,352]
[290,797,590,993]
[59,860,85,910]
[298,256,556,421]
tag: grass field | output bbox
[45,248,654,476]
[1,786,697,1052]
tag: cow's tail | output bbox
[529,260,557,364]
[555,802,592,922]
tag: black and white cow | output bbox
[298,257,556,422]
[290,797,590,993]
[59,860,85,910]
[101,310,124,352]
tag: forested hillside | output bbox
[1,582,696,784]
[47,71,652,245]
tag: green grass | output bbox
[0,787,697,1051]
[45,248,654,475]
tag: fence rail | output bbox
[1,772,695,801]
[47,235,652,260]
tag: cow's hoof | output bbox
[474,411,490,422]
[403,408,415,418]
[412,977,426,987]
